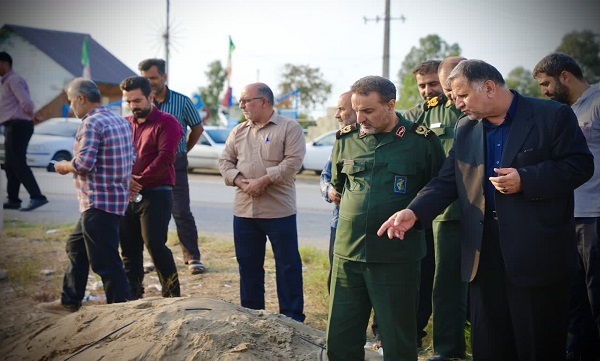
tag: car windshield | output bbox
[205,128,230,144]
[35,119,80,137]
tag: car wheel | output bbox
[297,165,304,174]
[47,151,72,172]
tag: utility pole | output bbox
[164,0,170,78]
[364,0,405,79]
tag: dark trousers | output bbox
[120,189,180,298]
[568,217,600,356]
[61,208,131,308]
[417,227,435,343]
[3,120,45,202]
[233,215,305,322]
[328,225,380,338]
[327,257,420,361]
[328,225,337,290]
[470,214,570,361]
[172,155,200,263]
[432,220,468,357]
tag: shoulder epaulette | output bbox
[336,123,358,139]
[410,122,435,139]
[423,94,447,111]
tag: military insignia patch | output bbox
[395,126,406,138]
[394,176,407,193]
[415,125,431,137]
[336,123,358,139]
[427,96,439,108]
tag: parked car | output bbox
[187,126,231,171]
[0,117,80,172]
[301,129,337,174]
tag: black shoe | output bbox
[19,198,48,211]
[3,201,21,209]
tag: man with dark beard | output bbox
[138,58,205,275]
[534,53,600,361]
[119,76,183,299]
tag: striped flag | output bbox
[221,36,235,108]
[81,36,91,79]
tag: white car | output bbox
[187,126,231,171]
[0,117,80,172]
[301,129,337,174]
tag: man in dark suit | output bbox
[378,59,594,360]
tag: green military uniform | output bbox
[403,103,424,123]
[326,114,445,361]
[415,94,468,358]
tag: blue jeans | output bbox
[62,208,131,308]
[120,189,180,298]
[233,215,305,322]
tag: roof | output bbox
[1,24,135,85]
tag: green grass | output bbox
[1,221,472,359]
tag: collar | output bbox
[573,83,597,107]
[506,90,518,122]
[245,110,277,128]
[134,106,160,124]
[1,69,14,84]
[82,106,106,121]
[154,86,171,107]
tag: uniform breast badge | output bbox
[394,176,407,194]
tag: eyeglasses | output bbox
[239,97,263,104]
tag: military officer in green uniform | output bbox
[403,60,445,351]
[326,75,445,361]
[414,57,468,361]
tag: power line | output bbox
[363,0,405,79]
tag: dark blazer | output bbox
[409,92,594,287]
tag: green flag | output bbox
[82,36,91,79]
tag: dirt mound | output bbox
[1,297,381,360]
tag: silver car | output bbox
[187,126,231,171]
[0,117,80,172]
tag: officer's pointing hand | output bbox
[377,209,418,240]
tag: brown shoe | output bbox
[37,300,78,315]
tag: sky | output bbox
[2,0,599,116]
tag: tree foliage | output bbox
[396,34,461,110]
[198,60,227,124]
[506,66,541,98]
[556,30,600,84]
[278,64,332,114]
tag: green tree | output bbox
[396,34,461,110]
[556,30,600,83]
[506,66,541,98]
[278,64,332,115]
[198,60,227,125]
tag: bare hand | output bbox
[328,187,340,205]
[489,167,522,195]
[54,160,71,175]
[242,177,270,197]
[130,175,143,193]
[377,209,418,240]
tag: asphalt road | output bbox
[1,168,333,250]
